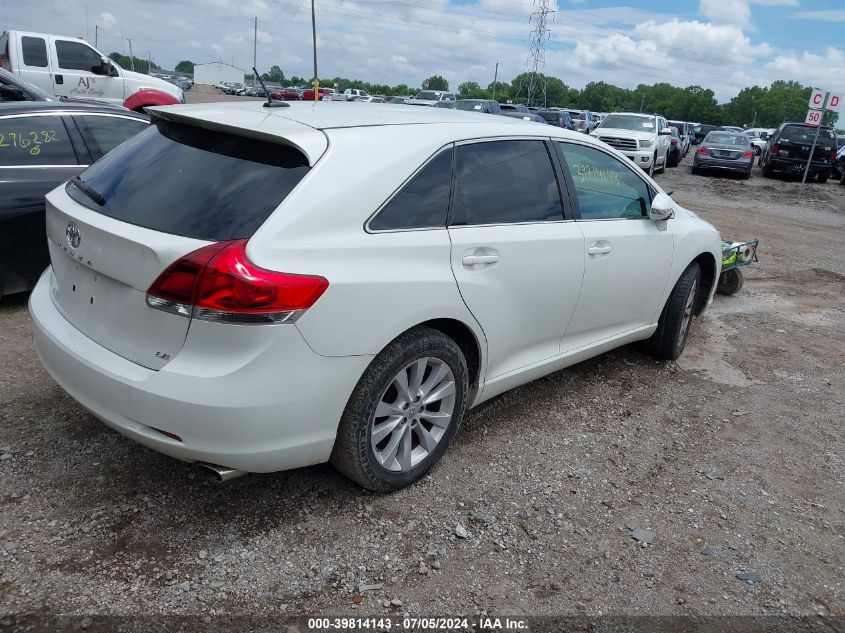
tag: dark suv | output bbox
[536,109,576,130]
[760,123,837,182]
[692,123,718,144]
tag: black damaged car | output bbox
[760,122,837,183]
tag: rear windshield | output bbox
[780,125,834,143]
[67,119,309,241]
[704,132,748,146]
[537,111,559,122]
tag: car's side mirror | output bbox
[658,127,673,136]
[0,84,26,101]
[649,192,674,221]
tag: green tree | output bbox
[423,75,449,91]
[261,65,285,84]
[487,80,510,102]
[577,81,627,112]
[457,81,485,99]
[108,52,151,74]
[175,60,194,74]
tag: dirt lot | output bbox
[0,119,843,629]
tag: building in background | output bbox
[193,61,245,85]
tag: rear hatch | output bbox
[777,125,835,162]
[46,108,323,370]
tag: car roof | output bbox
[150,101,554,131]
[0,100,144,116]
[148,101,607,164]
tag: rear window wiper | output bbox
[70,176,105,206]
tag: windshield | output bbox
[705,133,749,146]
[415,91,439,100]
[781,125,835,143]
[600,114,655,131]
[456,100,485,111]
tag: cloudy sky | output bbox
[3,0,843,104]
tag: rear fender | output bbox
[123,88,180,112]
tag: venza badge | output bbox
[65,222,81,249]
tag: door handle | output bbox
[462,254,499,266]
[55,74,63,85]
[587,245,612,255]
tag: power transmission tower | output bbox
[516,0,554,107]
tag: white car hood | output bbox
[121,69,182,100]
[593,127,656,141]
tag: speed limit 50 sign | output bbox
[805,109,823,126]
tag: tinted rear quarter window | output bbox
[451,140,563,225]
[77,114,148,158]
[67,119,309,241]
[0,115,77,166]
[369,147,452,231]
[780,125,834,143]
[21,36,48,67]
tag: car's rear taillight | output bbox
[698,146,709,155]
[146,239,328,325]
[831,150,838,161]
[771,144,779,155]
[671,138,678,145]
[743,151,753,158]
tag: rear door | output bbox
[50,37,123,104]
[555,140,673,349]
[46,116,315,369]
[448,138,584,380]
[0,112,87,290]
[14,35,55,95]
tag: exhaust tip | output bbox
[195,462,247,482]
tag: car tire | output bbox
[331,326,469,491]
[762,164,774,178]
[817,172,829,184]
[642,262,701,361]
[743,168,752,180]
[648,156,655,177]
[658,150,668,173]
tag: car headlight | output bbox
[639,140,652,149]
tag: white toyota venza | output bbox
[29,102,721,491]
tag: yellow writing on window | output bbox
[574,162,620,188]
[0,130,59,156]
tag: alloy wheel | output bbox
[371,357,456,472]
[680,278,699,341]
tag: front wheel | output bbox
[331,327,469,491]
[642,263,701,360]
[648,154,656,177]
[658,150,668,173]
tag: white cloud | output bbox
[99,11,117,28]
[764,47,845,108]
[635,19,772,64]
[700,0,750,27]
[792,10,845,21]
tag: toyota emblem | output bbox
[66,222,81,249]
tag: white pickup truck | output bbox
[590,112,673,176]
[0,30,183,111]
[329,88,370,101]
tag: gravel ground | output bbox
[0,122,843,630]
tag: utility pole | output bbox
[252,16,257,86]
[127,38,135,71]
[311,0,319,101]
[147,50,152,74]
[94,24,99,49]
[492,61,499,101]
[640,93,645,113]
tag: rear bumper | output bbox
[767,157,831,174]
[694,156,752,173]
[29,270,372,473]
